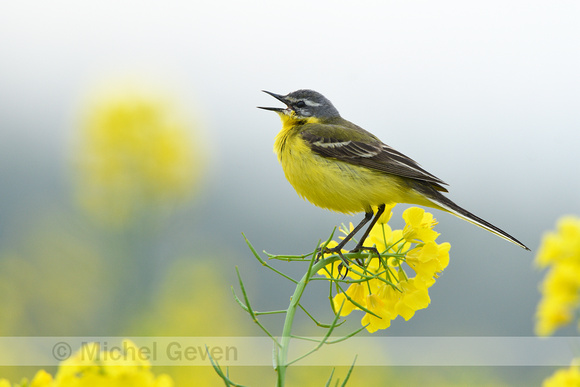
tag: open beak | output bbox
[257,90,290,112]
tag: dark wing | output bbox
[301,124,448,192]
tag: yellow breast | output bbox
[273,121,415,214]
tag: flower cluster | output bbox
[0,340,173,387]
[543,361,580,387]
[319,207,450,333]
[535,215,580,336]
[76,85,203,227]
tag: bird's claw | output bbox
[316,246,350,278]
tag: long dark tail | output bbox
[419,186,530,251]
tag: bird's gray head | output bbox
[258,89,340,119]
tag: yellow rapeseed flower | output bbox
[366,221,408,258]
[402,207,440,244]
[406,241,451,286]
[324,207,450,333]
[75,84,204,227]
[29,370,52,387]
[375,203,396,225]
[535,215,580,336]
[334,283,367,316]
[395,278,431,320]
[361,293,393,331]
[5,340,174,387]
[536,216,580,267]
[543,361,580,387]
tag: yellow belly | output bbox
[275,131,431,214]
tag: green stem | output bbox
[275,256,335,387]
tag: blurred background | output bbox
[0,1,578,385]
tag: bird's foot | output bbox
[350,245,381,260]
[316,245,351,278]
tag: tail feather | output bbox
[421,188,530,251]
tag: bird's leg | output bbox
[318,205,385,271]
[350,204,385,257]
[322,210,373,255]
[317,210,374,270]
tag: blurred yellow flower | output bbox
[75,85,204,227]
[536,216,580,268]
[0,340,173,387]
[321,207,450,333]
[535,216,580,336]
[543,361,580,387]
[29,370,52,387]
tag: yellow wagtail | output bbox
[259,89,530,256]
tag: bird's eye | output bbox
[294,101,306,108]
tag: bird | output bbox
[258,89,530,258]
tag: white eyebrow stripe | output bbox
[286,97,322,107]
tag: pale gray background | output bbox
[1,1,579,339]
